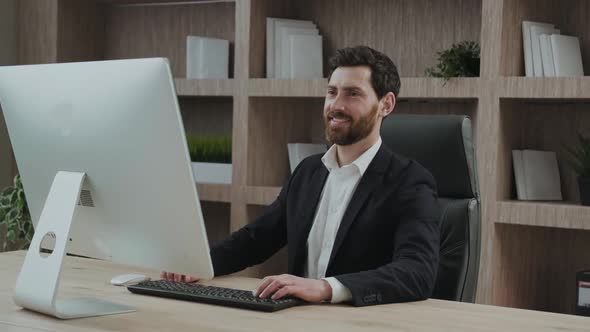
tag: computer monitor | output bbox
[0,58,214,319]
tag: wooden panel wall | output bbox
[57,0,106,62]
[104,2,236,77]
[293,0,482,78]
[17,0,59,64]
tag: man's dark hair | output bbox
[328,46,401,100]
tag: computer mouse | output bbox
[110,273,151,286]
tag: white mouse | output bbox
[110,273,151,286]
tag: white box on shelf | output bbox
[288,34,323,79]
[191,162,232,184]
[522,21,555,77]
[530,25,559,77]
[266,18,316,78]
[512,149,562,201]
[551,34,584,77]
[276,25,319,78]
[287,143,327,173]
[539,34,556,77]
[186,36,229,79]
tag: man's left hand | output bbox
[254,274,332,302]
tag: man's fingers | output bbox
[271,286,294,300]
[186,276,199,282]
[258,279,283,298]
[254,277,272,296]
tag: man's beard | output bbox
[324,104,379,146]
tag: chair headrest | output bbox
[381,114,478,198]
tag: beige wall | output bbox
[0,0,17,190]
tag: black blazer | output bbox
[210,144,441,306]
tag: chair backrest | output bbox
[381,113,480,302]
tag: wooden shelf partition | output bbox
[245,186,281,205]
[498,77,590,99]
[496,201,590,230]
[175,79,234,97]
[248,78,481,100]
[197,183,232,203]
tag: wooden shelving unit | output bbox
[12,0,590,316]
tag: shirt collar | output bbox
[321,137,382,176]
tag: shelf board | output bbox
[247,78,479,100]
[496,200,590,230]
[99,0,234,5]
[499,77,590,99]
[399,77,480,100]
[245,186,281,205]
[174,79,234,97]
[248,79,327,97]
[196,183,232,203]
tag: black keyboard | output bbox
[127,280,304,312]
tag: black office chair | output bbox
[381,113,480,303]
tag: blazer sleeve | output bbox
[334,164,441,306]
[209,161,304,276]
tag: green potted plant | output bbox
[0,175,34,251]
[425,41,480,83]
[565,133,590,206]
[187,134,232,184]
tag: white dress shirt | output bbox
[304,137,382,303]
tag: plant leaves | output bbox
[425,41,480,81]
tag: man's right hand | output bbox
[160,271,200,283]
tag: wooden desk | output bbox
[0,251,588,332]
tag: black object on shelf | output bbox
[576,270,590,316]
[577,177,590,206]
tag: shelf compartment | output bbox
[175,79,234,97]
[248,78,480,100]
[247,97,324,187]
[57,0,236,78]
[179,96,233,138]
[497,99,590,204]
[197,183,232,203]
[493,223,590,315]
[250,0,482,78]
[496,200,590,230]
[500,0,590,77]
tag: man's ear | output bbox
[380,92,396,117]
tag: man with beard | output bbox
[163,46,441,306]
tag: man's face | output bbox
[324,66,381,146]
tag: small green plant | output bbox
[187,135,232,164]
[565,133,590,178]
[0,175,33,250]
[425,41,480,83]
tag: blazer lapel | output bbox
[327,145,392,268]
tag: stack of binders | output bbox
[266,18,323,79]
[522,21,584,77]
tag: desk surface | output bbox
[0,251,588,332]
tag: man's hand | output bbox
[254,274,332,303]
[160,271,200,283]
